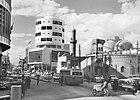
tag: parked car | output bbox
[0,77,14,89]
[109,75,118,82]
[53,73,60,82]
[94,75,104,83]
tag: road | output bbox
[21,79,129,100]
[0,79,140,100]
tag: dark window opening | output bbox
[36,21,41,25]
[41,26,46,30]
[52,32,62,37]
[41,38,47,41]
[53,20,62,25]
[47,26,52,30]
[47,38,52,41]
[62,28,65,32]
[35,32,41,36]
[121,66,124,73]
[62,39,64,43]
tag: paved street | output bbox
[22,79,140,100]
[0,79,140,100]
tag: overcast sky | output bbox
[5,0,140,65]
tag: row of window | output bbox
[40,38,64,43]
[53,20,62,25]
[41,26,52,30]
[36,20,63,26]
[35,32,63,37]
[38,26,65,32]
[37,45,62,49]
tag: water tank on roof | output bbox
[103,40,115,52]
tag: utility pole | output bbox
[136,41,139,73]
[79,44,81,69]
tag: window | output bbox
[52,32,62,37]
[35,32,41,36]
[36,21,41,25]
[62,39,64,43]
[41,38,52,41]
[41,26,46,30]
[72,72,82,75]
[53,20,62,25]
[53,20,57,24]
[121,66,124,73]
[59,21,62,25]
[47,38,52,41]
[41,38,47,41]
[57,45,61,49]
[47,26,52,30]
[62,28,65,32]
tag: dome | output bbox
[103,40,115,52]
[114,40,133,51]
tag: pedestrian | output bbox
[28,75,31,89]
[111,79,118,91]
[60,72,63,86]
[36,74,40,85]
[87,76,90,83]
[21,75,26,98]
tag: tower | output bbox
[70,28,77,56]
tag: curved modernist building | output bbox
[0,0,12,75]
[35,16,65,50]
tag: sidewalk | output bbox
[82,82,140,100]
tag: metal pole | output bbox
[79,44,81,69]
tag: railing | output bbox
[0,95,10,100]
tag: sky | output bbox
[4,0,140,65]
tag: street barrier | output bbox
[0,95,10,100]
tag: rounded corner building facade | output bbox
[35,16,65,50]
[0,0,12,75]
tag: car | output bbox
[109,75,118,82]
[53,73,60,82]
[94,75,104,83]
[0,77,14,89]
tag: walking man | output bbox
[36,74,40,85]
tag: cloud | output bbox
[11,0,140,63]
[9,45,26,65]
[62,12,140,44]
[118,0,140,15]
[12,0,74,17]
[11,33,34,38]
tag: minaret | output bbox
[70,28,77,56]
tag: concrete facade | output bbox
[0,0,12,75]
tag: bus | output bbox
[59,69,83,85]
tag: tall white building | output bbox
[35,16,65,49]
[28,16,69,71]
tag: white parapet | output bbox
[10,85,22,100]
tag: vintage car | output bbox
[52,73,60,82]
[94,75,104,83]
[118,75,140,91]
[0,77,14,89]
[109,75,118,82]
